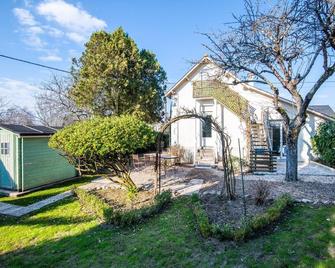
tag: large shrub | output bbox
[312,121,335,167]
[49,115,156,192]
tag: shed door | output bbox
[0,133,14,189]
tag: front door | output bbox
[201,104,214,147]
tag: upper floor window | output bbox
[1,142,9,155]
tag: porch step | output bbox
[196,147,215,166]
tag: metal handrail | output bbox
[262,109,273,151]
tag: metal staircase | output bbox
[250,123,276,172]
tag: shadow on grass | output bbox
[0,196,334,267]
[0,175,100,206]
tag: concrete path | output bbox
[0,177,113,217]
[276,159,335,176]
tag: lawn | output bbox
[0,195,334,267]
[0,175,99,206]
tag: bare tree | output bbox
[35,75,89,127]
[0,106,35,125]
[0,98,9,121]
[204,0,335,181]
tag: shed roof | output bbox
[0,124,59,136]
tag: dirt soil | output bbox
[201,194,272,228]
[94,188,155,211]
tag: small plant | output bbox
[253,180,271,206]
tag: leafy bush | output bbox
[312,121,335,167]
[49,115,156,192]
[74,188,172,226]
[253,180,271,206]
[191,194,293,241]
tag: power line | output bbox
[0,54,71,74]
[1,53,335,85]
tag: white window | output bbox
[1,142,9,155]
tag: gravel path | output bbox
[201,169,335,204]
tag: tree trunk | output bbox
[285,131,299,181]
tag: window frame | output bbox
[1,142,10,155]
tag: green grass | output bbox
[0,196,334,267]
[0,175,99,206]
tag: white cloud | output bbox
[37,0,106,43]
[0,78,38,110]
[39,54,63,62]
[13,8,37,26]
[66,32,85,43]
[13,8,45,49]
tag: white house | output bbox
[166,56,335,171]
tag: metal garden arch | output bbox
[154,110,236,200]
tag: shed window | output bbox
[1,142,9,155]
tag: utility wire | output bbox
[0,54,71,74]
[1,53,335,85]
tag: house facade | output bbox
[166,56,335,171]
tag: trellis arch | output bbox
[154,110,236,200]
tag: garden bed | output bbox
[191,194,293,241]
[94,188,155,211]
[74,187,172,226]
[201,194,273,228]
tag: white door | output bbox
[201,104,214,148]
[0,133,14,189]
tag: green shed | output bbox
[0,124,77,192]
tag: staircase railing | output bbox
[261,109,272,152]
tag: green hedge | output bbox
[74,188,172,226]
[191,194,293,241]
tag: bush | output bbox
[74,188,172,226]
[49,115,156,192]
[312,121,335,167]
[253,180,271,206]
[191,194,293,241]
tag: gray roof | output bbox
[309,105,335,118]
[0,124,59,136]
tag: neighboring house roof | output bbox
[166,55,335,121]
[0,124,59,137]
[309,105,335,118]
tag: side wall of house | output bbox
[170,62,328,162]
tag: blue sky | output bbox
[1,0,334,112]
